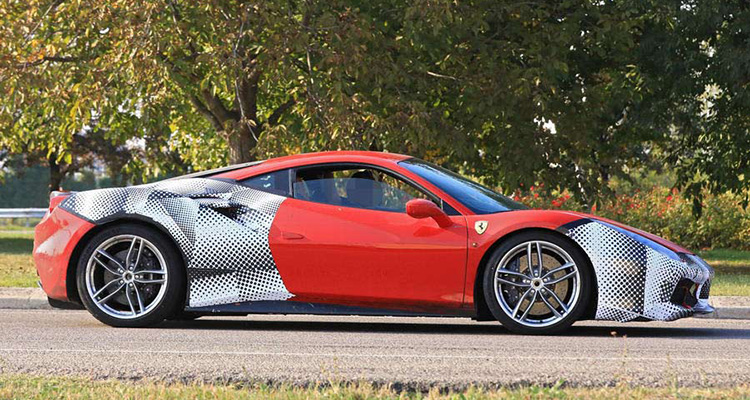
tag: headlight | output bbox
[685,254,714,284]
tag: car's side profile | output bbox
[33,151,714,334]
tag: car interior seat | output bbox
[345,170,384,209]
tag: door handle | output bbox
[281,231,305,240]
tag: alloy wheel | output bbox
[493,240,581,328]
[84,234,169,319]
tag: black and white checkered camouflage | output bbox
[59,178,293,308]
[563,220,713,322]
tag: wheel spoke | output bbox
[93,256,121,276]
[542,262,575,279]
[536,242,544,277]
[526,243,534,276]
[96,250,124,272]
[547,271,577,285]
[95,283,125,305]
[133,285,145,314]
[498,269,529,280]
[92,279,119,299]
[133,238,144,269]
[125,237,137,270]
[540,290,563,318]
[135,269,166,275]
[133,269,166,284]
[134,278,165,284]
[511,288,532,318]
[124,286,136,315]
[519,291,538,322]
[546,288,569,313]
[496,277,530,287]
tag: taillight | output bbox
[49,191,71,212]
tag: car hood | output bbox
[563,211,692,255]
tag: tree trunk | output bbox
[48,156,63,193]
[226,121,258,164]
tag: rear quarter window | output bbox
[240,170,291,196]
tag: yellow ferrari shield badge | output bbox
[474,220,488,234]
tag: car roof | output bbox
[165,160,264,181]
[212,151,411,180]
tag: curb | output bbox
[694,296,750,320]
[0,287,748,319]
[0,287,51,310]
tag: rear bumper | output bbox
[33,208,95,301]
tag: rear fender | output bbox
[33,208,96,301]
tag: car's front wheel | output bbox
[76,224,185,327]
[483,231,592,335]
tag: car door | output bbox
[268,164,468,311]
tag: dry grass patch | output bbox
[1,375,750,400]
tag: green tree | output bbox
[653,1,750,214]
[1,0,399,169]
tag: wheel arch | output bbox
[472,227,598,321]
[66,216,189,304]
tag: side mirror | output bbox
[406,199,453,228]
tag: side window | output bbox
[240,169,290,196]
[293,166,433,212]
[377,173,430,211]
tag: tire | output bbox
[76,223,186,327]
[482,231,592,335]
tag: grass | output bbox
[0,230,749,296]
[0,375,749,400]
[0,219,41,231]
[0,231,36,287]
[698,249,750,297]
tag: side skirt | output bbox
[185,301,470,318]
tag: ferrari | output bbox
[33,151,714,334]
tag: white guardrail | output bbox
[0,208,47,219]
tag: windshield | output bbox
[399,158,528,214]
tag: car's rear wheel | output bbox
[76,224,185,327]
[483,231,592,335]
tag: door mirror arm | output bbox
[405,199,453,228]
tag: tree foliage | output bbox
[1,0,748,207]
[654,1,750,214]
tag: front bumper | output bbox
[562,219,714,322]
[670,254,714,316]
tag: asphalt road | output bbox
[1,310,749,389]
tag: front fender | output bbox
[463,210,583,309]
[560,219,713,321]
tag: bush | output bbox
[512,185,750,250]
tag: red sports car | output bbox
[33,151,714,334]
